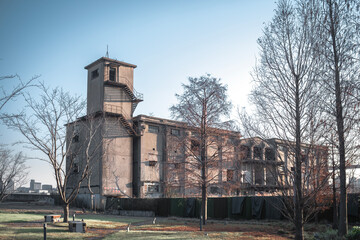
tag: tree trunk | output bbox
[63,204,70,222]
[201,184,207,225]
[200,100,207,225]
[295,75,304,240]
[332,146,338,229]
[90,194,94,212]
[327,0,347,235]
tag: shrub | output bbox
[346,226,360,240]
[313,228,342,240]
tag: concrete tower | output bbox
[82,57,143,198]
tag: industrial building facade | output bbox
[67,57,328,202]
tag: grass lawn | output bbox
[103,230,247,240]
[0,209,343,240]
[0,212,150,240]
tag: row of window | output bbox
[148,125,180,136]
[240,145,275,161]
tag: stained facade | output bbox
[67,57,328,204]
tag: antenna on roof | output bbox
[105,45,109,58]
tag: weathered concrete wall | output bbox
[102,120,133,197]
[118,65,134,90]
[87,63,104,114]
[138,123,164,198]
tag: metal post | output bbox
[200,216,203,231]
[43,223,47,240]
[73,213,75,221]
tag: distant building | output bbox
[16,187,30,193]
[30,179,41,191]
[42,184,53,192]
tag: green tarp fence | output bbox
[105,194,359,222]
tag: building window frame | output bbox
[109,67,116,82]
[91,69,99,79]
[171,129,180,136]
[148,125,159,133]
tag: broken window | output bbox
[72,135,79,143]
[254,166,264,185]
[265,148,275,161]
[191,139,200,152]
[148,125,159,133]
[149,161,157,167]
[171,129,180,136]
[109,67,116,81]
[266,166,277,185]
[240,145,251,160]
[91,69,99,79]
[73,163,79,173]
[253,146,262,159]
[147,184,159,193]
[227,169,234,181]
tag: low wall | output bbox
[4,193,57,204]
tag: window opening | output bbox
[109,68,116,81]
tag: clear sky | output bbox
[0,0,276,186]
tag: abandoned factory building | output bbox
[67,57,328,202]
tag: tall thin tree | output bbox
[246,0,323,239]
[318,0,360,235]
[170,74,232,226]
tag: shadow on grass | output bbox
[14,227,67,234]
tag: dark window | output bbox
[240,145,251,159]
[72,135,79,143]
[265,148,275,161]
[73,163,79,173]
[148,185,159,193]
[253,146,262,159]
[149,161,157,166]
[91,69,99,79]
[171,129,180,136]
[191,139,200,152]
[227,169,234,181]
[109,68,116,81]
[148,125,159,133]
[210,186,221,194]
[255,166,264,184]
[301,153,307,163]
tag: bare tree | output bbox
[2,83,102,222]
[170,74,233,226]
[316,0,360,235]
[0,74,38,113]
[0,146,28,201]
[66,112,109,212]
[243,0,326,239]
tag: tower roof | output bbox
[84,57,137,69]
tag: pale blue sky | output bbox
[0,0,276,186]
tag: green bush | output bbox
[313,228,342,240]
[346,226,360,240]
